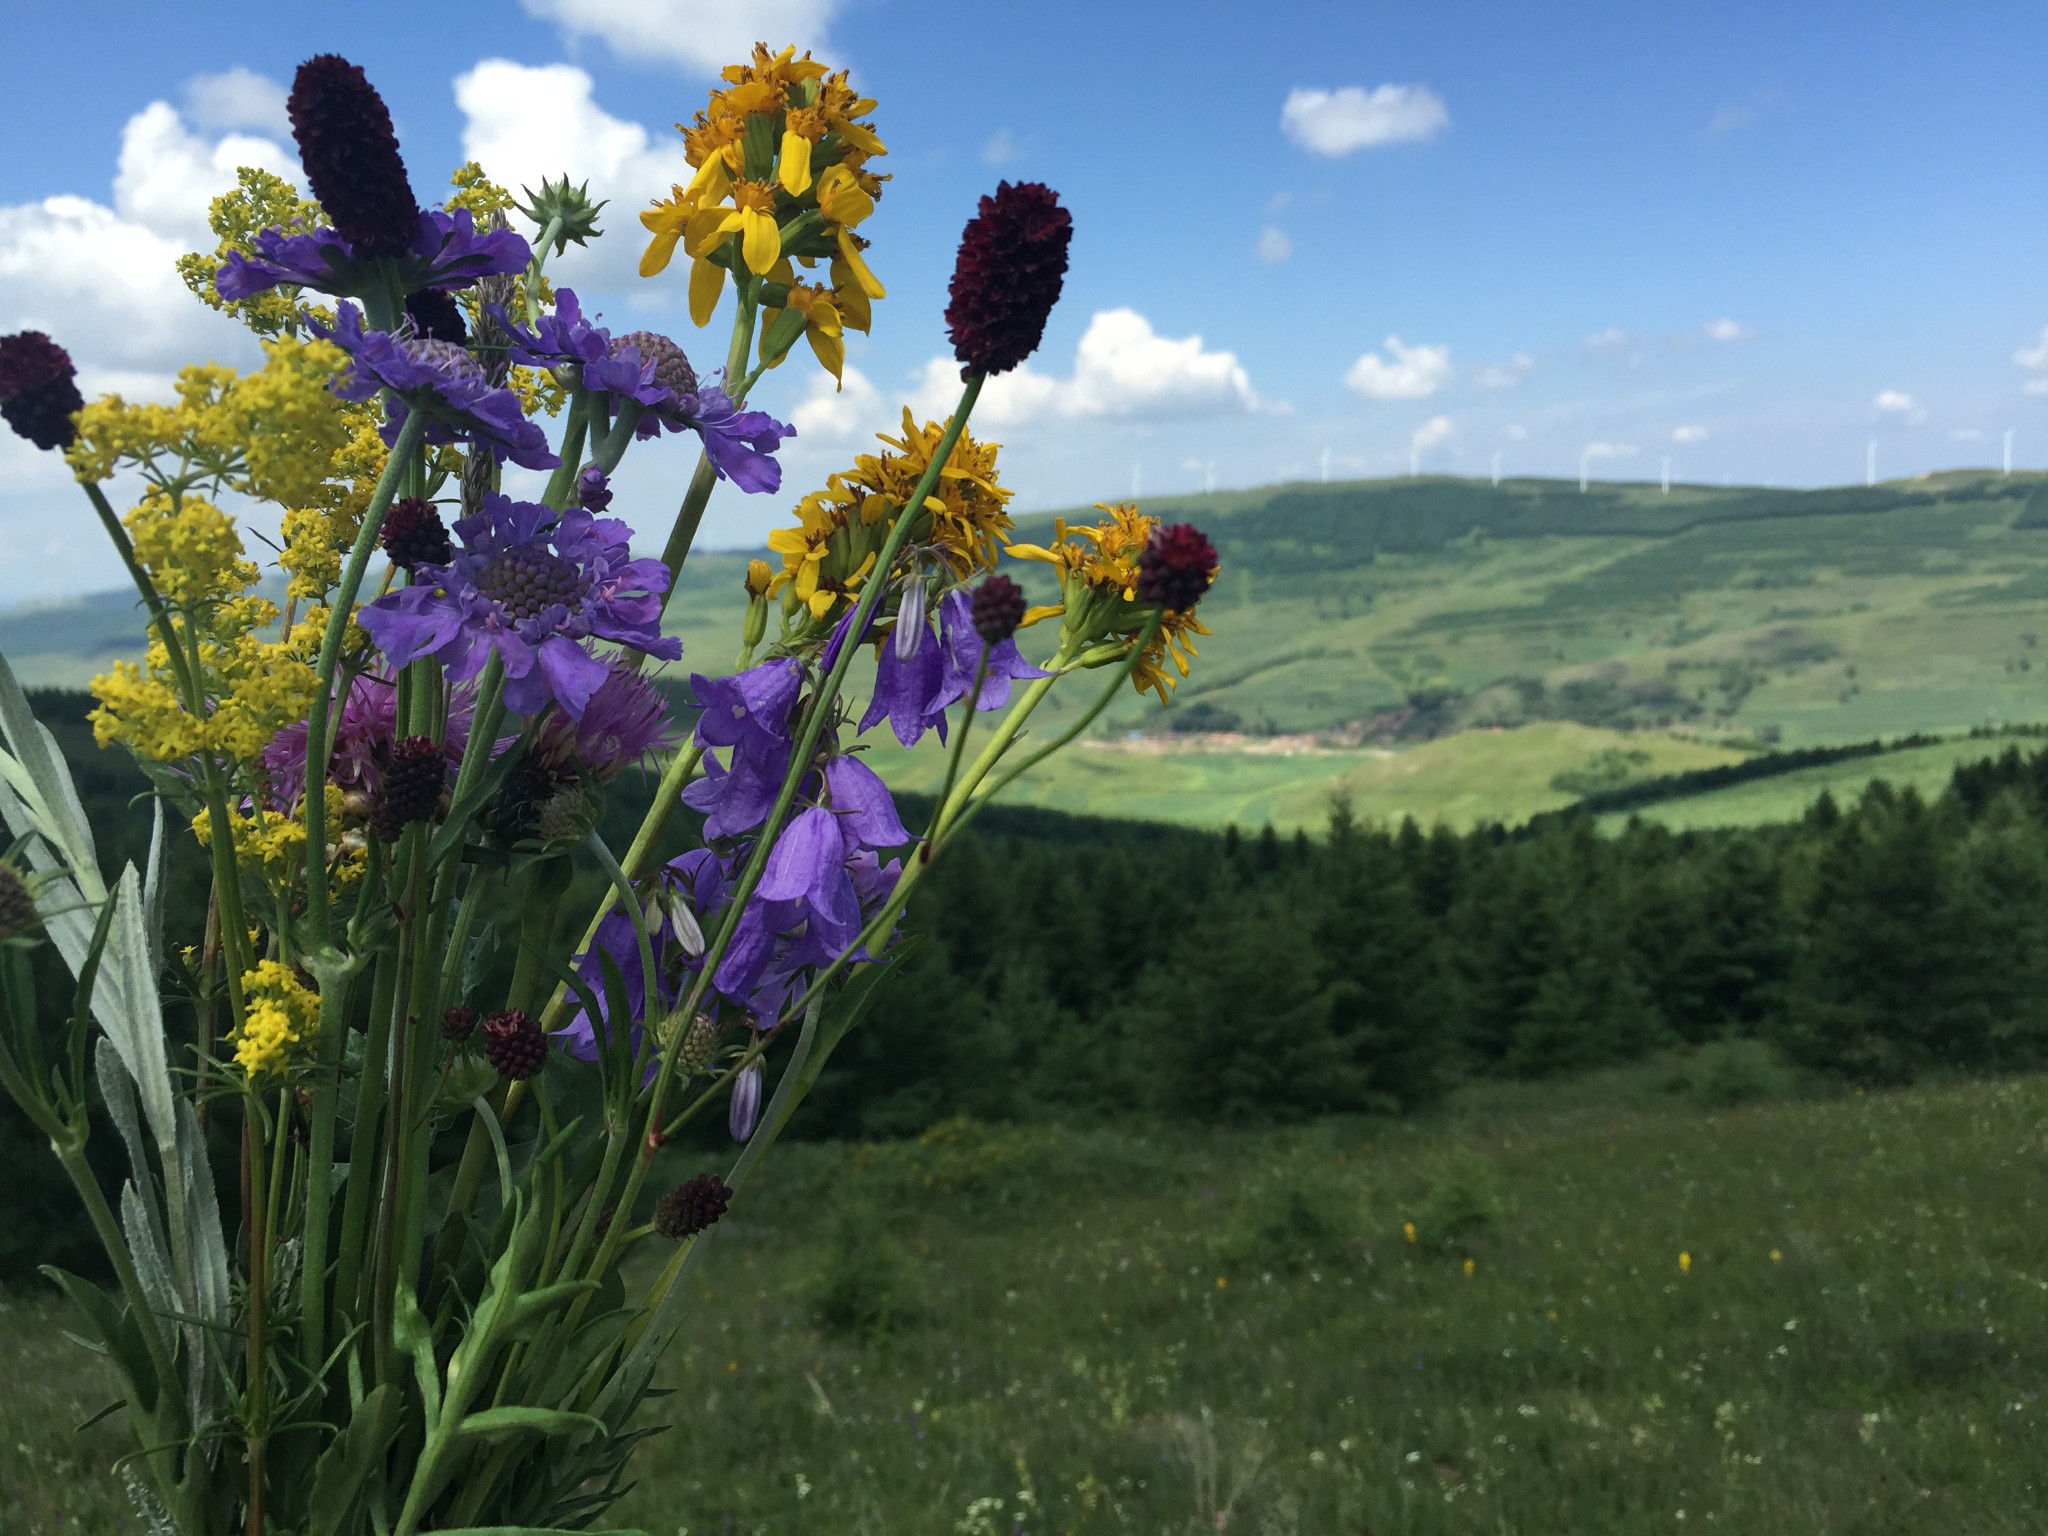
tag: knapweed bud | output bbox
[0,864,37,944]
[945,182,1073,378]
[380,496,452,570]
[440,1005,476,1042]
[517,175,608,255]
[729,1060,763,1141]
[1137,523,1218,612]
[369,736,446,840]
[653,1173,732,1240]
[970,574,1026,646]
[481,1008,547,1079]
[575,465,613,512]
[405,287,469,344]
[0,331,84,452]
[287,56,420,257]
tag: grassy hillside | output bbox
[11,1060,2048,1533]
[17,469,2048,829]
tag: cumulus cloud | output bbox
[1473,351,1533,389]
[1951,427,1987,442]
[183,67,291,139]
[1702,317,1751,342]
[1506,424,1529,442]
[1410,414,1455,453]
[1255,224,1292,264]
[1874,390,1916,414]
[981,129,1017,165]
[910,309,1258,428]
[1582,442,1637,461]
[1280,84,1448,156]
[113,100,292,242]
[1672,424,1710,444]
[1581,326,1630,353]
[2015,326,2048,393]
[789,364,884,440]
[456,60,692,288]
[1344,336,1452,401]
[522,0,840,73]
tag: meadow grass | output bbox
[8,1057,2048,1532]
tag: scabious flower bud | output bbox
[405,287,469,344]
[482,1008,547,1079]
[653,1173,732,1240]
[945,182,1073,378]
[381,497,452,570]
[575,465,613,512]
[369,735,446,840]
[517,176,608,255]
[1137,523,1218,612]
[0,331,84,451]
[0,864,37,944]
[970,574,1026,646]
[287,55,421,257]
[440,1005,476,1042]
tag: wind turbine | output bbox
[1579,448,1591,493]
[1490,449,1502,487]
[1661,456,1671,495]
[1319,445,1331,483]
[1866,438,1876,487]
[2006,428,2016,476]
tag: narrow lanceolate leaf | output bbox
[455,1405,607,1444]
[0,653,102,894]
[307,1384,404,1536]
[428,1527,649,1536]
[97,867,177,1155]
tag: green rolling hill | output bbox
[15,469,2048,829]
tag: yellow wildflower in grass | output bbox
[1009,504,1215,701]
[1680,1251,1692,1275]
[1463,1257,1476,1277]
[1403,1221,1417,1244]
[233,959,320,1079]
[763,410,1012,627]
[641,43,887,361]
[1770,1248,1783,1264]
[124,492,258,606]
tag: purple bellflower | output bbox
[356,493,681,719]
[682,658,801,839]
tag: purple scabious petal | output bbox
[258,664,474,809]
[930,589,1049,714]
[217,209,529,303]
[575,465,614,511]
[656,384,793,494]
[496,286,611,368]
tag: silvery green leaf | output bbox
[0,652,102,895]
[96,1040,163,1232]
[140,797,165,974]
[120,1467,179,1536]
[121,1180,179,1324]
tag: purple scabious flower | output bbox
[258,665,475,810]
[575,465,613,512]
[311,302,557,470]
[356,493,681,719]
[216,208,532,304]
[640,381,794,494]
[683,658,801,839]
[529,661,679,784]
[930,588,1049,712]
[497,292,669,413]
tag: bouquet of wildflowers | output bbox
[0,45,1218,1535]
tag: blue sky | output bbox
[4,0,2046,604]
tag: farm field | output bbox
[9,1059,2048,1534]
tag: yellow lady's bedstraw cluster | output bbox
[1011,504,1214,701]
[639,44,887,380]
[765,408,1012,622]
[234,958,321,1078]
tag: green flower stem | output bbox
[296,963,359,1373]
[524,217,566,328]
[337,945,400,1371]
[540,391,590,510]
[244,1089,271,1535]
[602,372,986,1268]
[925,643,993,827]
[535,741,702,1035]
[303,409,429,958]
[76,479,197,704]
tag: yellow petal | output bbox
[688,256,727,327]
[740,207,782,276]
[835,229,884,299]
[832,118,886,157]
[767,527,809,554]
[1019,604,1065,627]
[1006,543,1058,563]
[639,227,684,279]
[685,206,733,258]
[815,165,874,228]
[778,128,814,195]
[685,154,732,205]
[808,324,845,385]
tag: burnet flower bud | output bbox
[945,182,1073,378]
[655,1010,719,1075]
[380,497,452,571]
[405,287,469,344]
[482,1009,547,1079]
[653,1173,732,1240]
[0,331,84,452]
[970,574,1026,646]
[0,864,38,944]
[1137,524,1219,613]
[440,1005,476,1042]
[287,55,421,257]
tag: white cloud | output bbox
[1506,424,1529,441]
[1410,414,1455,453]
[1280,84,1448,156]
[2027,379,2048,397]
[1581,326,1630,353]
[522,0,841,73]
[911,308,1257,428]
[456,60,692,288]
[1672,424,1710,444]
[981,129,1017,165]
[1266,190,1294,214]
[1707,103,1755,134]
[789,363,883,440]
[1473,351,1532,389]
[1344,335,1452,401]
[1255,224,1292,264]
[1582,441,1637,461]
[112,100,292,242]
[1702,317,1751,342]
[183,67,291,139]
[2016,326,2048,370]
[1874,390,1916,414]
[1951,427,1987,442]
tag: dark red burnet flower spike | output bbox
[0,331,84,451]
[287,54,421,257]
[970,574,1027,645]
[481,1009,547,1079]
[1137,524,1219,613]
[380,496,453,571]
[653,1174,733,1240]
[944,181,1073,379]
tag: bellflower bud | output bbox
[729,1060,763,1141]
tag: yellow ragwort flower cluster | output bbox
[233,958,321,1078]
[640,44,887,381]
[764,408,1012,621]
[1011,504,1212,702]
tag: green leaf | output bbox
[455,1405,606,1445]
[429,739,529,869]
[429,1527,647,1535]
[307,1383,404,1536]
